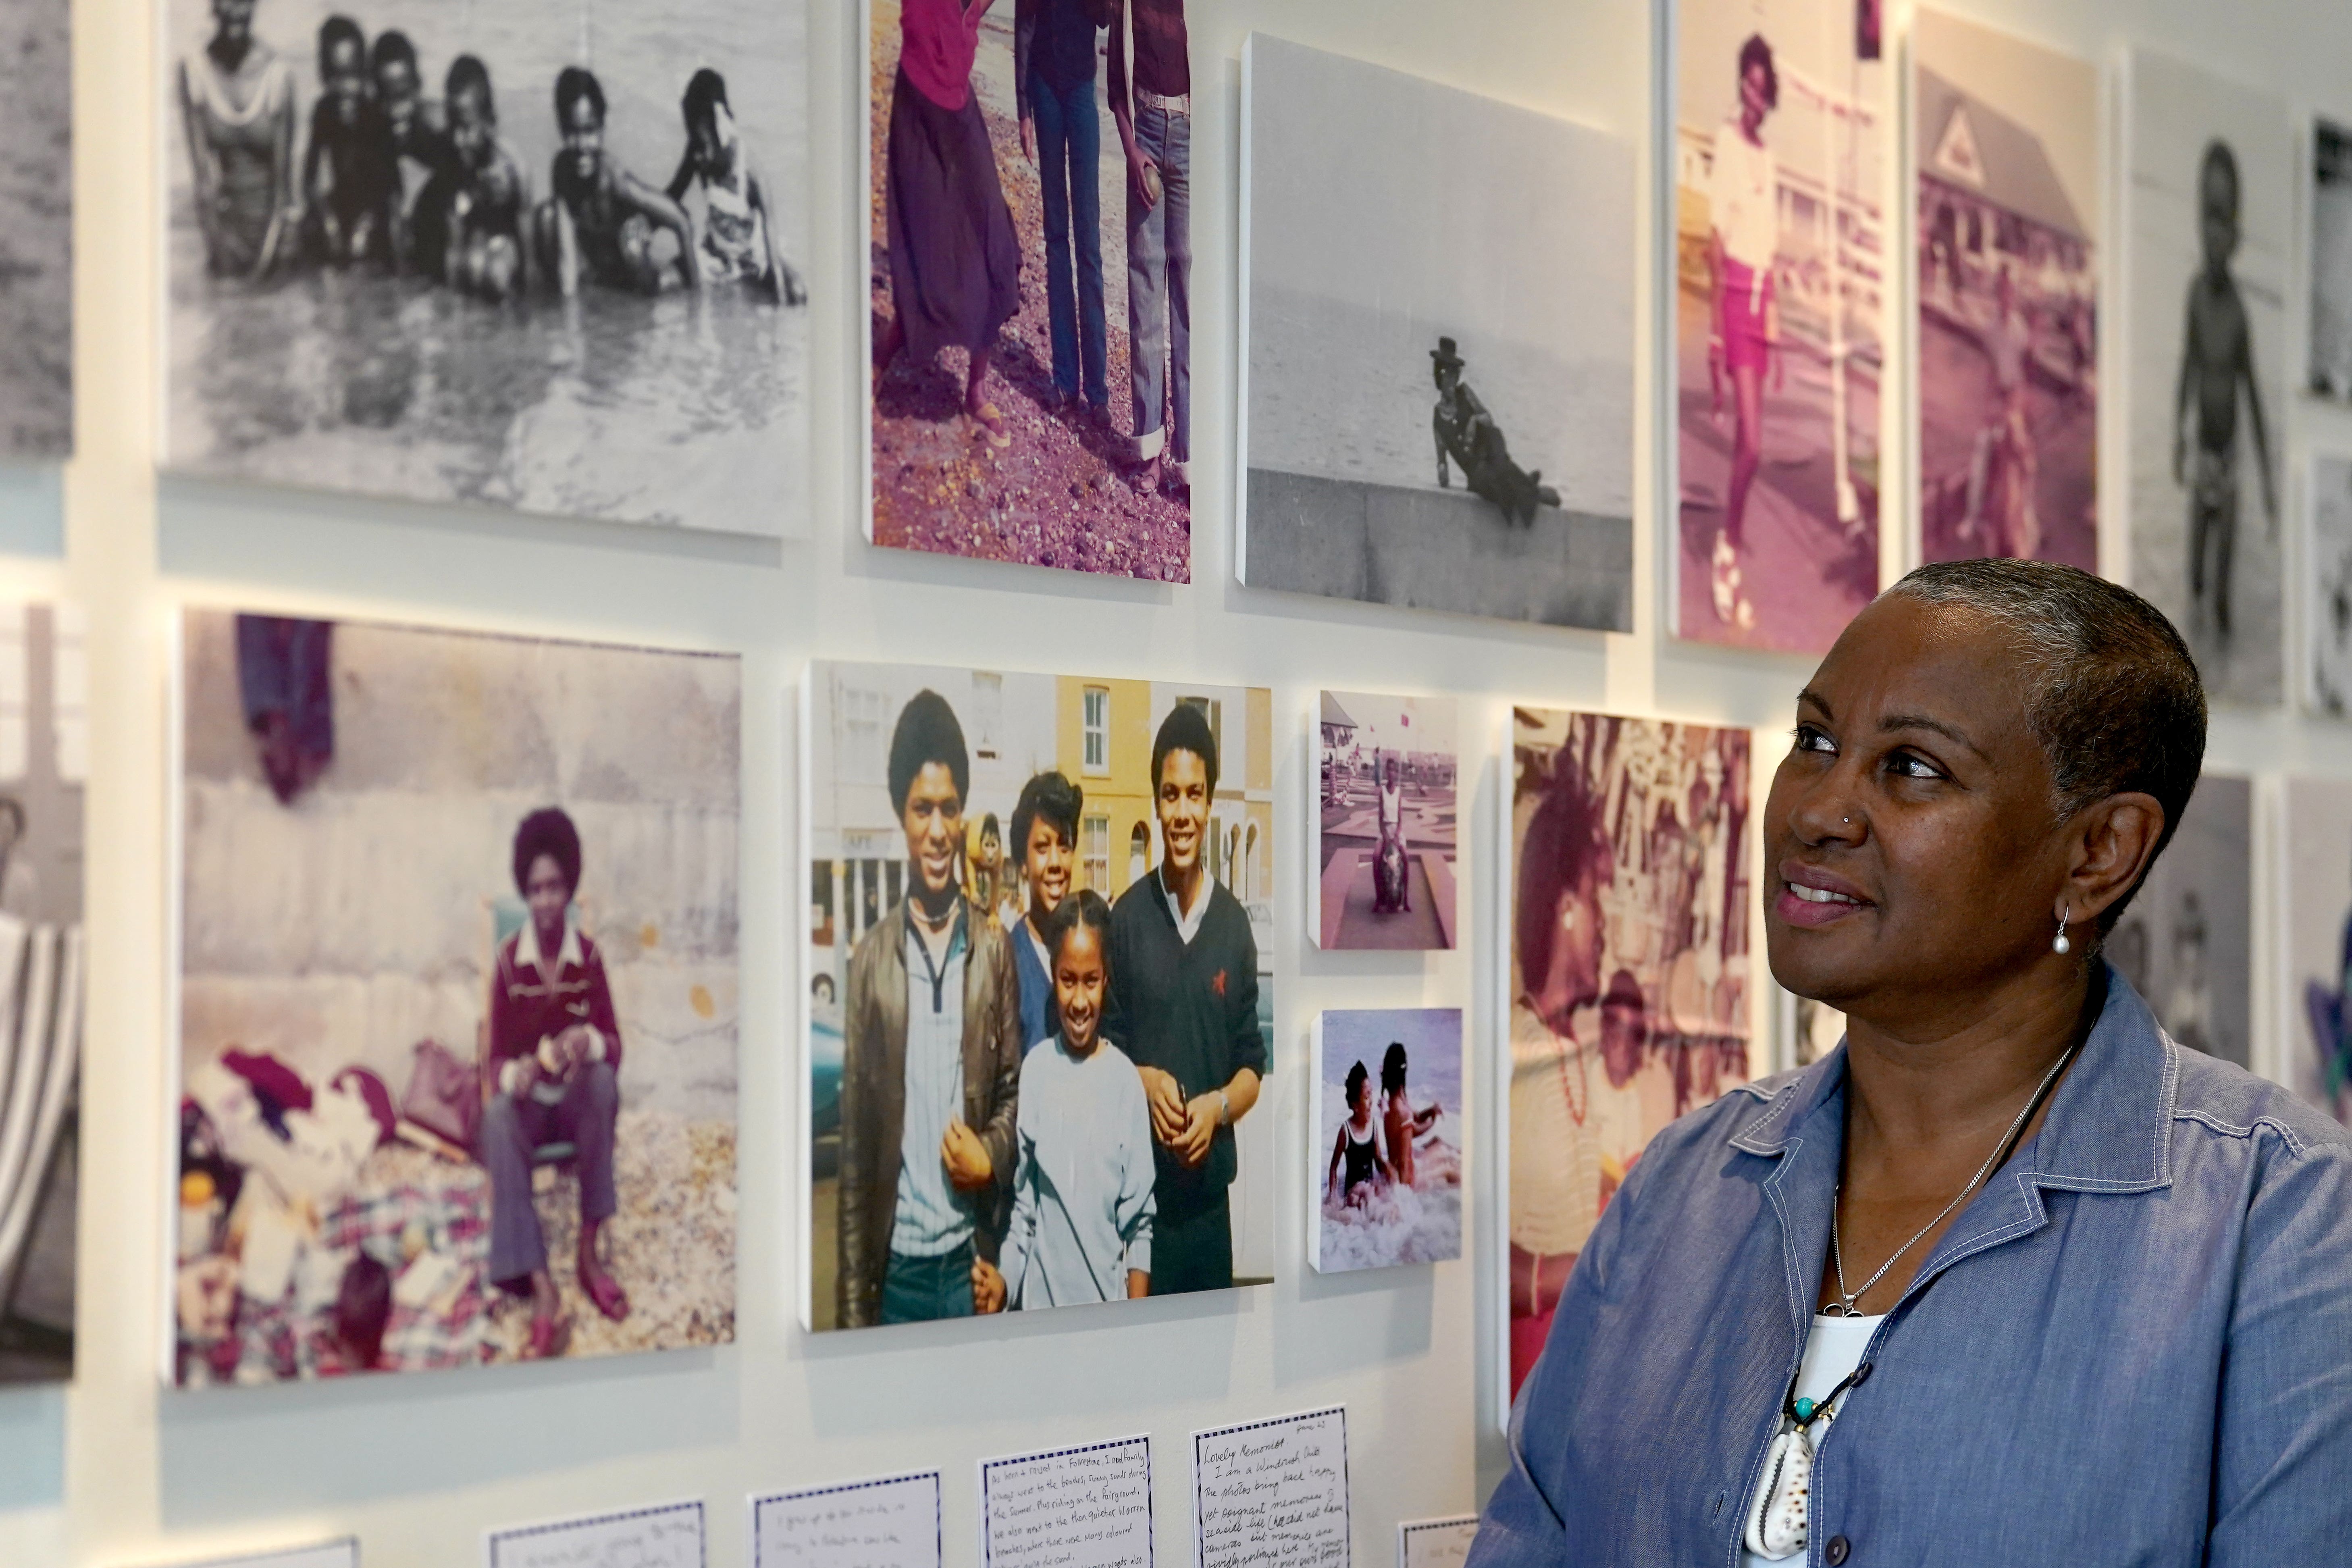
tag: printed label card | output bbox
[486,1501,705,1568]
[1397,1518,1477,1568]
[1193,1408,1350,1568]
[752,1473,943,1568]
[981,1435,1154,1568]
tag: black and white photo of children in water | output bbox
[166,0,808,536]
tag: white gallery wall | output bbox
[1,0,2350,1563]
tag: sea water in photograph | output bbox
[164,0,808,535]
[1239,34,1634,630]
[0,0,70,456]
[1312,1008,1461,1273]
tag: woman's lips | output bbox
[1773,863,1873,927]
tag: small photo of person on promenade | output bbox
[808,664,1275,1329]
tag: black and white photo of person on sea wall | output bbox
[167,0,809,536]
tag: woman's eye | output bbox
[1887,751,1942,780]
[1793,725,1834,754]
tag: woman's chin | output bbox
[1765,925,1872,1002]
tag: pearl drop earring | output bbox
[2053,905,2071,956]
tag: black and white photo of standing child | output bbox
[2124,48,2290,705]
[165,0,812,536]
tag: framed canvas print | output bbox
[171,611,740,1383]
[2310,118,2352,402]
[2285,777,2352,1122]
[1674,0,1885,650]
[163,0,810,534]
[1311,1008,1461,1272]
[0,604,83,1386]
[1311,692,1458,950]
[806,663,1274,1327]
[0,0,69,456]
[1507,708,1751,1397]
[1237,34,1634,630]
[863,0,1189,580]
[2123,50,2290,707]
[1913,9,2098,572]
[2107,772,2252,1067]
[2309,450,2352,715]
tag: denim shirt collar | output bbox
[1726,962,2176,1322]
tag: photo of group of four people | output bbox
[807,665,1274,1327]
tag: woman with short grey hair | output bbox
[1472,559,2352,1566]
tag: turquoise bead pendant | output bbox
[1793,1397,1816,1422]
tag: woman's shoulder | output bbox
[1618,1069,1809,1192]
[2167,1044,2352,1164]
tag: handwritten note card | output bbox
[752,1472,942,1568]
[486,1499,705,1568]
[981,1434,1154,1568]
[1192,1407,1349,1568]
[167,1543,358,1568]
[1397,1517,1477,1568]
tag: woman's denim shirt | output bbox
[1472,968,2352,1566]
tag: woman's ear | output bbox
[2062,792,2167,925]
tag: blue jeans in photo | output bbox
[1125,103,1190,466]
[1030,73,1107,410]
[881,1237,977,1323]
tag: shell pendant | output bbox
[1741,1427,1813,1560]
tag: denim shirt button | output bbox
[1824,1535,1851,1565]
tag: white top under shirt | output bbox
[1708,121,1780,275]
[1740,1312,1885,1568]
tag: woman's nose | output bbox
[1786,776,1864,847]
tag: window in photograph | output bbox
[1083,686,1110,774]
[1083,814,1110,893]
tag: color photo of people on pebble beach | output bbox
[166,0,809,536]
[866,0,1190,581]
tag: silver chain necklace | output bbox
[1826,1040,2079,1317]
